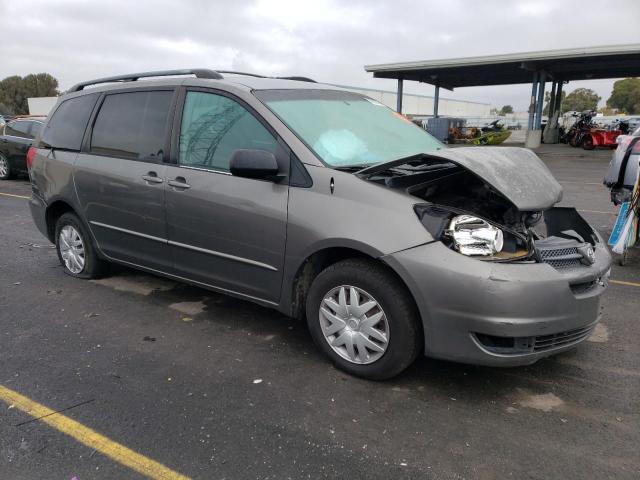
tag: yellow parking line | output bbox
[0,384,190,480]
[0,192,30,199]
[610,279,640,288]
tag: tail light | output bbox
[26,147,36,170]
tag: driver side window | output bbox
[179,91,277,172]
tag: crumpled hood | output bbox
[429,146,563,211]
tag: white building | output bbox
[27,97,58,116]
[335,85,491,117]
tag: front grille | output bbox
[475,324,595,355]
[533,325,595,352]
[535,236,587,270]
[538,245,583,269]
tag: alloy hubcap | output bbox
[319,285,389,364]
[59,225,85,274]
[0,156,7,177]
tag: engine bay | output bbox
[359,156,598,264]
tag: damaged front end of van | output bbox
[362,147,612,365]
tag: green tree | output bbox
[0,73,60,115]
[499,105,513,115]
[0,102,13,116]
[607,78,640,114]
[562,88,600,113]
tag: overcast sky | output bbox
[1,0,639,111]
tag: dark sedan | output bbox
[0,116,45,180]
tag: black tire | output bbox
[582,136,595,150]
[305,258,422,380]
[0,153,13,180]
[54,212,109,279]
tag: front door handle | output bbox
[168,177,191,190]
[142,172,163,184]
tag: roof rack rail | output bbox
[216,70,267,78]
[67,69,223,92]
[276,76,317,83]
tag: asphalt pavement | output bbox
[1,145,639,479]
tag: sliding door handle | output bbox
[168,177,191,189]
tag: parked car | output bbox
[603,125,640,205]
[28,69,611,379]
[0,116,46,179]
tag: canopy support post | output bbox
[527,72,538,131]
[396,78,403,113]
[534,70,546,130]
[433,85,440,118]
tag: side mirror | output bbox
[229,149,279,180]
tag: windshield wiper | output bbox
[356,153,434,178]
[333,164,374,172]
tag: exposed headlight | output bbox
[445,215,504,256]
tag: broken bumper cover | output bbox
[383,237,611,367]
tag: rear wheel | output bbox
[55,212,108,279]
[582,136,595,150]
[305,259,422,380]
[0,153,12,180]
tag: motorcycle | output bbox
[566,111,597,147]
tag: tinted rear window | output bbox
[90,91,173,161]
[6,120,32,137]
[41,94,99,150]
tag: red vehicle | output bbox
[582,120,630,150]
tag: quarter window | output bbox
[179,91,277,172]
[41,93,99,150]
[91,91,173,160]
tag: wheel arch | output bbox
[285,243,421,328]
[45,200,77,242]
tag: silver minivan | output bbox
[28,69,611,379]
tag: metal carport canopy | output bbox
[364,44,640,89]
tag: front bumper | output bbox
[384,238,611,367]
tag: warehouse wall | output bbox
[337,85,491,117]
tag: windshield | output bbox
[255,89,443,168]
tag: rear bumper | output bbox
[384,238,611,367]
[29,194,49,241]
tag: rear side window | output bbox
[6,120,32,138]
[41,93,99,150]
[91,91,173,161]
[179,91,277,172]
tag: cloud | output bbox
[1,0,639,110]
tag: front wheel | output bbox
[305,259,422,380]
[0,153,12,180]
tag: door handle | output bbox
[142,172,163,184]
[168,177,191,190]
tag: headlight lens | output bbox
[446,215,504,256]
